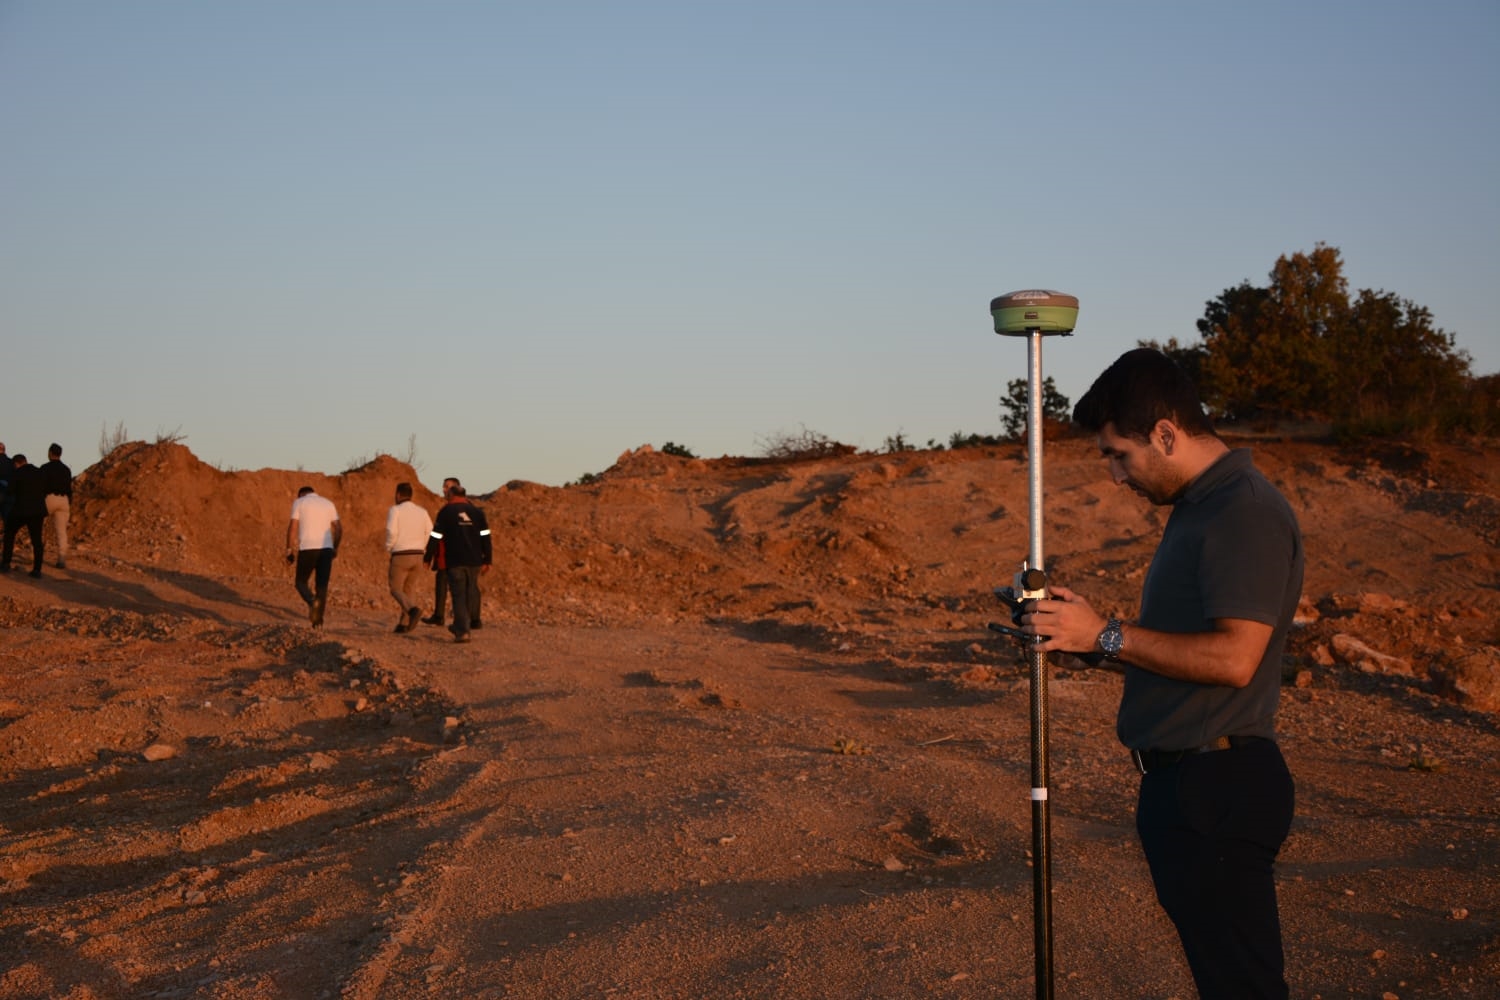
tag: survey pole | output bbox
[989,289,1078,1000]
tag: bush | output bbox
[755,426,852,461]
[948,431,1003,450]
[98,421,131,459]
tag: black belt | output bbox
[1131,735,1261,775]
[391,549,424,557]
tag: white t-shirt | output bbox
[290,493,340,550]
[385,500,434,553]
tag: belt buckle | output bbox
[1130,748,1147,775]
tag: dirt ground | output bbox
[1,434,1497,1000]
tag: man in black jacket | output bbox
[2,455,48,578]
[0,441,12,528]
[41,443,72,569]
[424,485,492,643]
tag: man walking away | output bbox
[286,486,342,627]
[0,441,12,531]
[386,481,433,633]
[423,476,460,627]
[41,443,72,569]
[2,455,47,578]
[1021,348,1303,999]
[424,485,491,643]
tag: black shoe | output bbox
[29,569,42,579]
[422,615,443,626]
[405,607,422,631]
[393,622,409,634]
[454,632,472,643]
[0,565,10,573]
[470,620,482,630]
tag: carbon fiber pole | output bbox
[1026,330,1054,1000]
[989,289,1075,1000]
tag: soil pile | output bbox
[1,435,1496,998]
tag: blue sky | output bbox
[2,2,1496,489]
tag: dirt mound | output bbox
[66,435,1500,711]
[3,434,1498,998]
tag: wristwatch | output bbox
[1097,617,1124,660]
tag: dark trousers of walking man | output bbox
[295,548,336,625]
[446,565,480,639]
[1,515,44,576]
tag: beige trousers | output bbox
[45,495,70,564]
[389,552,425,613]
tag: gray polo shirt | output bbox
[1117,448,1304,751]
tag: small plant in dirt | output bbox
[98,420,132,459]
[659,441,696,458]
[756,425,852,461]
[831,736,872,756]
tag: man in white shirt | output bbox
[385,481,434,633]
[286,486,342,627]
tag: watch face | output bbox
[1100,620,1123,657]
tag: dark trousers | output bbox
[294,548,336,606]
[435,566,480,620]
[446,565,481,637]
[1136,737,1295,999]
[2,515,45,572]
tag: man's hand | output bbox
[1022,584,1109,655]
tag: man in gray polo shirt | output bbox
[1022,348,1303,999]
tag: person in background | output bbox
[423,476,460,627]
[386,481,433,634]
[424,484,491,643]
[0,441,12,532]
[41,443,72,569]
[1,454,47,578]
[1021,348,1303,999]
[286,485,342,627]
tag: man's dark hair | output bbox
[1073,348,1217,441]
[297,486,314,497]
[395,482,413,500]
[48,444,62,458]
[449,485,467,498]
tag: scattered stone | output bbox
[1359,592,1409,614]
[142,743,178,762]
[1331,634,1412,676]
[1433,646,1500,713]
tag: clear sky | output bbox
[2,2,1496,489]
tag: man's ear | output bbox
[1154,419,1177,456]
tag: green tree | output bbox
[1332,290,1470,427]
[1189,244,1471,429]
[999,376,1071,438]
[1197,244,1346,419]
